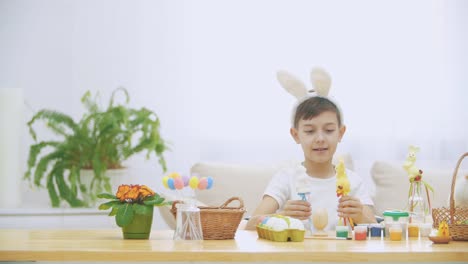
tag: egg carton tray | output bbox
[256,226,305,242]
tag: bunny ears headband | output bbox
[276,67,343,125]
[276,67,331,100]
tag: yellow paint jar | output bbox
[408,223,419,237]
[389,224,402,241]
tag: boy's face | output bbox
[290,111,346,165]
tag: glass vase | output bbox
[408,181,429,224]
[173,203,203,240]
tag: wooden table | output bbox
[1,229,467,262]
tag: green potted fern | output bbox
[24,87,168,207]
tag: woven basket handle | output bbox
[220,197,244,209]
[170,200,183,218]
[171,200,182,210]
[449,152,468,223]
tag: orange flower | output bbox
[115,184,156,202]
[126,185,141,200]
[116,184,131,202]
[139,185,155,198]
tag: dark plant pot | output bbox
[122,206,154,239]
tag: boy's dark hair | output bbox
[293,97,342,128]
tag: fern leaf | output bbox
[28,109,80,137]
[109,87,129,108]
[33,151,63,186]
[24,141,60,181]
[81,90,99,113]
[46,171,60,207]
[54,167,85,207]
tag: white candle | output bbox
[0,88,24,208]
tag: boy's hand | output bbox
[278,200,312,220]
[337,195,364,222]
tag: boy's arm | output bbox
[245,196,279,230]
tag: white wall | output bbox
[0,0,467,215]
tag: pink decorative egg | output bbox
[198,177,208,190]
[174,177,184,190]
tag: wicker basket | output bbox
[432,152,468,241]
[171,197,245,240]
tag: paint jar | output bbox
[389,223,403,241]
[408,223,419,238]
[369,223,384,238]
[336,226,348,238]
[354,225,368,240]
[383,211,408,239]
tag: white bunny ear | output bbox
[310,67,331,97]
[276,70,308,100]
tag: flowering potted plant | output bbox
[98,184,171,239]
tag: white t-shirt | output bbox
[263,162,373,232]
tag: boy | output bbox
[245,93,376,231]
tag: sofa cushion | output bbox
[370,161,458,217]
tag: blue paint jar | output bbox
[369,223,383,237]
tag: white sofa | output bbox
[160,155,463,229]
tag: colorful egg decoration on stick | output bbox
[167,178,175,190]
[206,176,213,189]
[162,176,170,189]
[174,177,184,190]
[189,176,199,189]
[198,177,208,190]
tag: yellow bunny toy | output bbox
[403,145,422,182]
[336,159,350,197]
[403,145,434,224]
[335,159,353,228]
